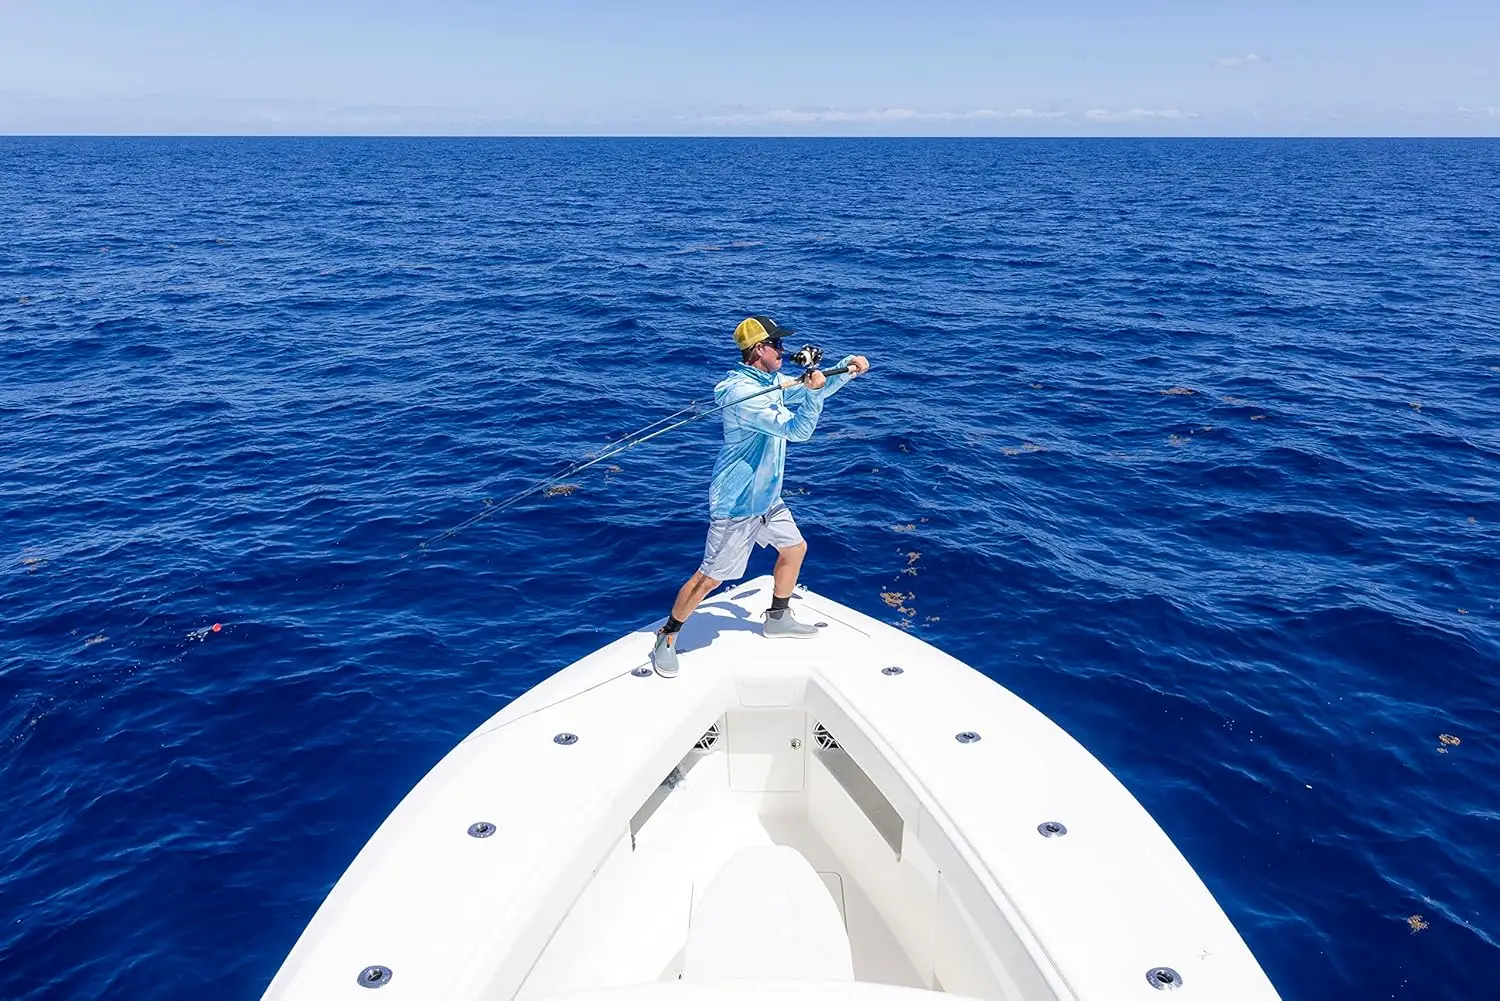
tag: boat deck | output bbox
[263,576,1283,1001]
[516,747,923,999]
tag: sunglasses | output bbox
[760,337,784,353]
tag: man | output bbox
[651,315,870,678]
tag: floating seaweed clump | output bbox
[880,591,917,618]
[543,484,579,497]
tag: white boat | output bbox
[264,575,1282,1001]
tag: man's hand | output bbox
[802,369,828,390]
[847,355,870,376]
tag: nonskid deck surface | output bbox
[516,750,922,998]
[664,583,876,669]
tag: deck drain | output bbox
[357,965,392,988]
[881,666,904,676]
[1037,821,1068,838]
[1146,967,1183,991]
[553,732,579,745]
[631,666,652,677]
[467,821,496,838]
[955,731,982,744]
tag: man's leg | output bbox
[652,570,723,678]
[653,516,754,678]
[664,571,722,642]
[772,541,807,599]
[765,540,818,638]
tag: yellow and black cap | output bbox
[733,315,795,352]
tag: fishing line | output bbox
[403,352,850,558]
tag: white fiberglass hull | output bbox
[264,576,1281,1001]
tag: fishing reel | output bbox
[788,343,857,382]
[788,344,823,369]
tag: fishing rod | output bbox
[403,345,851,558]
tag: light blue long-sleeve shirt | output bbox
[707,357,855,519]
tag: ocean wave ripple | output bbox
[2,137,1498,999]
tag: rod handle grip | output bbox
[779,364,854,390]
[798,365,852,385]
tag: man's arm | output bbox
[782,355,867,406]
[724,388,827,442]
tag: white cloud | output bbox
[695,105,1211,130]
[1213,53,1268,68]
[697,107,1066,125]
[982,108,1069,120]
[1083,108,1199,122]
[925,108,1068,121]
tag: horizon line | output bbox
[4,133,1498,140]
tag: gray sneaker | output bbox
[763,607,819,639]
[651,631,680,678]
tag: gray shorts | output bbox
[699,501,805,582]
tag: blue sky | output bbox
[2,0,1497,135]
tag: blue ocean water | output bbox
[2,137,1497,999]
